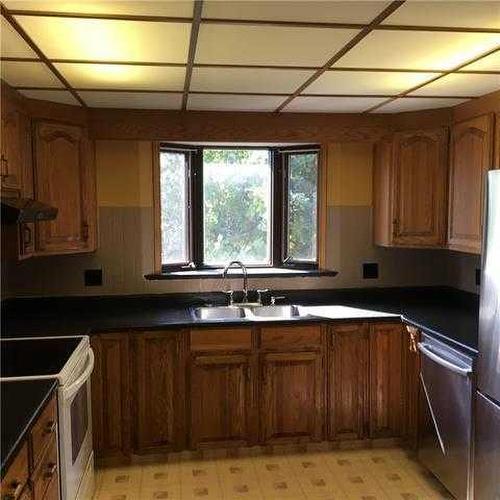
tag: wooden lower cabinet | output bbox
[90,321,411,460]
[328,323,369,441]
[369,323,405,439]
[1,393,60,500]
[90,333,131,461]
[132,331,185,453]
[261,350,323,443]
[403,325,421,450]
[190,353,257,448]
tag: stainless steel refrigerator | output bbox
[475,169,500,499]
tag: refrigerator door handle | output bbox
[418,342,472,377]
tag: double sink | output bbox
[192,304,309,321]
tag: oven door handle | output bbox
[62,348,95,399]
[418,342,472,377]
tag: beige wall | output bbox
[2,138,462,297]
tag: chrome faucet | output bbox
[222,261,248,304]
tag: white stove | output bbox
[1,335,95,500]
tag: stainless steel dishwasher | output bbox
[418,333,474,500]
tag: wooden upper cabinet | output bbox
[190,353,256,448]
[495,112,500,169]
[373,128,448,248]
[1,99,23,192]
[369,323,404,439]
[132,331,184,453]
[328,323,368,441]
[33,121,96,255]
[448,114,494,254]
[261,351,324,443]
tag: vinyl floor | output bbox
[93,445,454,500]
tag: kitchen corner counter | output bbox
[1,379,58,476]
[1,287,479,355]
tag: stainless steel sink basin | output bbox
[192,306,246,320]
[245,304,308,320]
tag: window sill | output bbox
[144,268,338,280]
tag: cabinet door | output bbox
[448,114,493,253]
[328,323,368,441]
[90,334,130,461]
[403,326,421,450]
[1,103,22,191]
[190,353,256,448]
[369,323,404,439]
[132,331,184,453]
[261,351,323,443]
[392,129,448,247]
[34,121,96,255]
[373,137,394,246]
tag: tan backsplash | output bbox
[1,139,476,298]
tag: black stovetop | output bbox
[1,337,82,377]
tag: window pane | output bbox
[286,152,318,262]
[160,151,188,265]
[203,149,271,265]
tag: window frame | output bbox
[280,146,321,270]
[156,142,320,273]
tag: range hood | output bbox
[1,196,58,224]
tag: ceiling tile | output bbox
[1,16,37,58]
[283,96,386,112]
[202,1,391,24]
[410,73,500,97]
[0,60,62,87]
[55,63,186,90]
[306,70,437,95]
[78,91,182,109]
[335,31,500,70]
[4,1,194,17]
[382,1,500,29]
[19,89,79,105]
[196,24,358,66]
[191,67,313,93]
[374,97,469,113]
[187,94,284,111]
[14,16,190,63]
[459,51,500,72]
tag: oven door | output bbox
[58,347,95,500]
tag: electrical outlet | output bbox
[363,262,379,279]
[84,269,103,286]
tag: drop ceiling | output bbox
[1,0,499,113]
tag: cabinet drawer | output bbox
[1,442,29,500]
[32,438,58,500]
[190,328,252,351]
[260,325,322,350]
[31,396,57,469]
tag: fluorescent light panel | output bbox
[55,63,186,90]
[14,15,191,63]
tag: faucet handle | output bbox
[225,290,234,306]
[256,289,270,305]
[270,295,286,306]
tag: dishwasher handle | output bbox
[418,342,472,377]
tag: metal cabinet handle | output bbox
[418,342,471,377]
[22,225,32,248]
[3,480,23,500]
[44,420,56,435]
[44,463,57,479]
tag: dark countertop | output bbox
[1,379,58,477]
[1,286,479,355]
